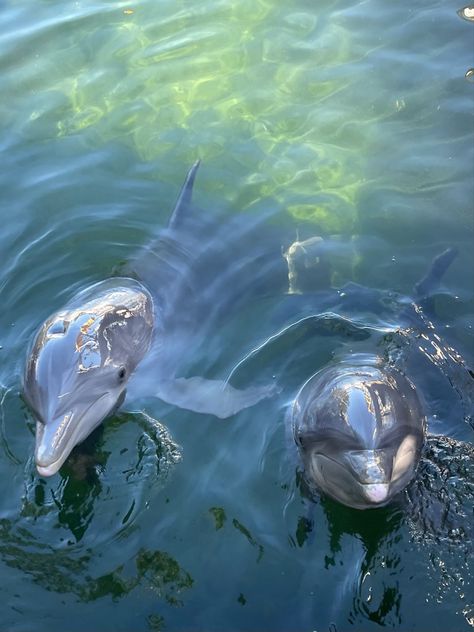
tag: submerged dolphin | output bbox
[24,162,274,477]
[291,356,425,509]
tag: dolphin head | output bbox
[24,278,154,477]
[292,357,426,509]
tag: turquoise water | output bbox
[1,0,473,630]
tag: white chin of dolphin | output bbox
[36,456,67,477]
[35,442,75,476]
[362,483,390,504]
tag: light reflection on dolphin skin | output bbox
[292,356,426,510]
[457,5,474,21]
[24,162,275,477]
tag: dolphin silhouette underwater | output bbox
[229,239,472,510]
[23,162,276,477]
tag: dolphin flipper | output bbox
[155,376,277,419]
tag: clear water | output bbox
[0,0,473,630]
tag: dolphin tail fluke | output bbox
[414,247,458,301]
[155,376,278,419]
[167,160,201,230]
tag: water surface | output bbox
[0,1,473,630]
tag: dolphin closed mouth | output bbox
[34,392,113,476]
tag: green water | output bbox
[1,0,473,630]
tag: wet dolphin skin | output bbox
[292,356,426,509]
[24,279,154,476]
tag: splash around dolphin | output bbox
[24,162,275,477]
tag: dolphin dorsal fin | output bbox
[414,247,458,301]
[166,160,201,230]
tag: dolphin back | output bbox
[128,162,280,418]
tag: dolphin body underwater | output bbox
[23,162,276,477]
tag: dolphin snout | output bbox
[33,392,118,477]
[347,450,392,506]
[35,413,73,476]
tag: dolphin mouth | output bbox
[35,411,75,476]
[35,393,110,477]
[36,454,68,478]
[308,452,394,509]
[362,483,390,505]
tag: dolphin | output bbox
[24,162,275,477]
[291,356,426,509]
[24,279,154,476]
[285,246,469,509]
[227,240,469,510]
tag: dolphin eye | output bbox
[117,366,127,382]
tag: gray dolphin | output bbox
[24,279,154,476]
[227,242,468,510]
[24,162,274,477]
[284,246,466,510]
[292,355,425,509]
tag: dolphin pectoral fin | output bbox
[156,377,278,419]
